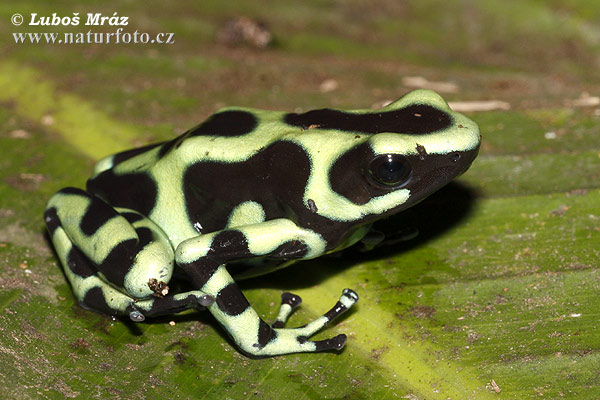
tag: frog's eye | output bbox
[368,154,412,188]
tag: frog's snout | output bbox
[451,140,480,176]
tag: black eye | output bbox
[368,154,412,188]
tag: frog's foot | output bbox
[241,288,359,357]
[128,290,215,322]
[288,288,358,350]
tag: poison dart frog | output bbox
[45,90,480,357]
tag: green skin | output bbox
[45,90,480,357]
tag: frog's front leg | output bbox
[176,219,359,357]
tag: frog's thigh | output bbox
[45,202,137,315]
[45,187,174,299]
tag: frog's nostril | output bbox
[450,152,461,162]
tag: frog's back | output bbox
[91,107,289,176]
[86,107,301,244]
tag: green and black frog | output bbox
[45,89,480,357]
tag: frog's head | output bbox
[295,89,480,223]
[367,89,480,210]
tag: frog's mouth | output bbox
[390,141,481,213]
[328,139,480,218]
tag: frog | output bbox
[44,89,480,357]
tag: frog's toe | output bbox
[128,290,213,318]
[282,292,303,308]
[325,289,359,322]
[197,294,215,308]
[291,288,358,337]
[272,292,302,328]
[310,333,347,352]
[128,308,146,322]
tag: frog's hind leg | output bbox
[45,187,209,320]
[45,202,139,316]
[45,187,175,297]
